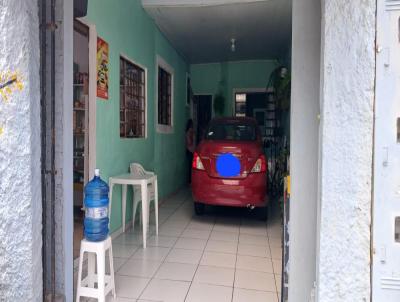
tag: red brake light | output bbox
[192,152,205,170]
[251,154,267,173]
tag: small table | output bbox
[108,173,158,248]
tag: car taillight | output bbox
[251,155,267,173]
[192,152,205,170]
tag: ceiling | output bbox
[142,0,292,64]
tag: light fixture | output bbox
[231,38,236,52]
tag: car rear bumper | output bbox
[191,170,268,207]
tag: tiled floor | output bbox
[75,188,283,302]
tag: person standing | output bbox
[186,119,195,184]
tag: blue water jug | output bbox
[84,169,109,241]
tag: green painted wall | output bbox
[190,60,279,116]
[86,0,189,233]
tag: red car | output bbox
[191,117,268,219]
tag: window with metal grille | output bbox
[158,66,172,126]
[120,57,146,138]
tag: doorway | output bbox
[193,95,212,144]
[73,20,90,260]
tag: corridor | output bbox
[76,188,282,302]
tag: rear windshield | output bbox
[206,122,257,141]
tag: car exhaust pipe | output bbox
[246,204,255,210]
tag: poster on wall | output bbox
[96,37,109,100]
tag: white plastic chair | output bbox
[130,163,158,234]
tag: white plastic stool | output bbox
[76,236,116,302]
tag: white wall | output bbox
[289,0,321,301]
[316,1,375,301]
[0,1,42,301]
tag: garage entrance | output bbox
[0,0,378,301]
[40,0,375,300]
[69,1,293,301]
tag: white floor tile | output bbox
[83,296,137,302]
[237,243,270,258]
[236,255,274,273]
[239,225,268,236]
[161,220,189,229]
[270,247,282,260]
[213,224,240,234]
[193,265,234,287]
[191,216,216,224]
[187,221,215,231]
[275,274,282,293]
[114,275,150,299]
[117,258,162,278]
[216,217,241,225]
[174,237,207,250]
[113,234,143,246]
[186,282,233,302]
[210,231,239,242]
[268,236,282,247]
[235,269,276,292]
[106,297,137,302]
[112,243,139,258]
[205,240,237,254]
[154,262,197,281]
[233,288,278,302]
[105,188,284,302]
[273,259,282,275]
[107,257,127,274]
[158,226,184,237]
[147,235,178,248]
[132,246,170,261]
[239,234,269,246]
[181,228,211,239]
[140,279,190,302]
[200,251,236,268]
[267,229,282,239]
[165,248,203,264]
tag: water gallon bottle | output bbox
[84,169,110,241]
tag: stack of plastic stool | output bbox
[76,236,116,302]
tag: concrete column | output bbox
[289,0,321,301]
[317,1,376,301]
[0,1,42,301]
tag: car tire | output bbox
[194,202,205,216]
[258,206,269,221]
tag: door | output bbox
[194,95,212,144]
[372,2,400,300]
[73,20,90,261]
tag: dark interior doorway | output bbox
[194,95,212,144]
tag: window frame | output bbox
[119,54,148,139]
[156,55,174,134]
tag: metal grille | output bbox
[120,57,145,138]
[158,66,172,125]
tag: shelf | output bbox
[74,107,85,111]
[73,182,84,191]
[73,84,85,87]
